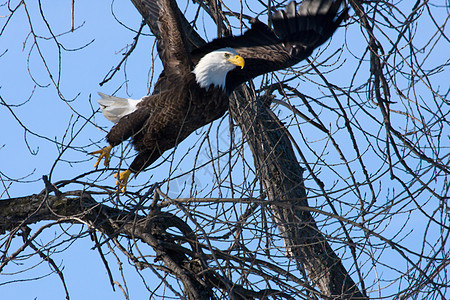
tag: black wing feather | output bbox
[140,0,192,78]
[191,0,346,91]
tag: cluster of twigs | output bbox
[1,0,449,299]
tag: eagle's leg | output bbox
[91,145,113,168]
[111,150,161,193]
[114,169,132,193]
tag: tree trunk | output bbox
[229,88,367,299]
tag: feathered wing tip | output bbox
[271,0,346,47]
[97,92,142,124]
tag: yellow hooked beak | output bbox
[227,55,245,69]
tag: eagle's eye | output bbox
[224,53,231,59]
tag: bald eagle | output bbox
[92,0,346,192]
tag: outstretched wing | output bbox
[191,0,347,91]
[138,0,193,78]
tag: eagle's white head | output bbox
[193,47,245,91]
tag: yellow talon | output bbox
[91,145,113,168]
[114,169,132,193]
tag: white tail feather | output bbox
[97,92,142,123]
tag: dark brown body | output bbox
[106,73,228,172]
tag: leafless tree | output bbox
[1,0,449,299]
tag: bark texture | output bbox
[229,89,367,299]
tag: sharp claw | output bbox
[91,145,113,168]
[114,170,131,193]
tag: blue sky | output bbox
[1,1,160,298]
[1,0,449,299]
